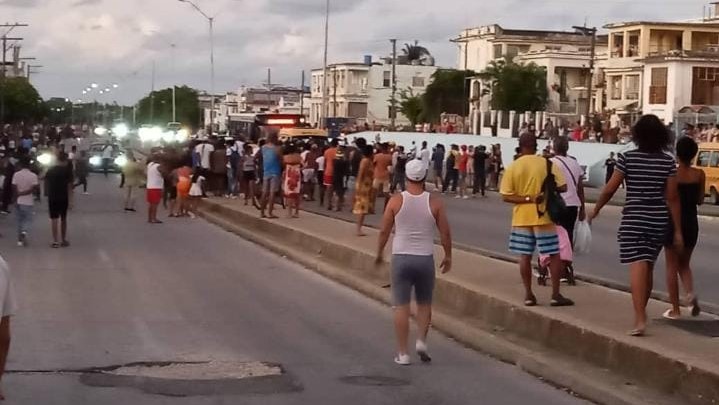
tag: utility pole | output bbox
[0,22,28,124]
[26,64,42,81]
[332,67,337,117]
[267,67,272,111]
[390,38,397,130]
[574,25,597,121]
[321,0,330,128]
[150,60,156,124]
[462,39,469,132]
[300,70,305,118]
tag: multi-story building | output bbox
[453,24,608,133]
[604,9,719,123]
[238,86,305,113]
[309,56,438,127]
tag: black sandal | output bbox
[524,295,537,307]
[550,295,575,307]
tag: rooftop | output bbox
[604,20,719,29]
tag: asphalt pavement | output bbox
[300,186,719,307]
[0,175,588,405]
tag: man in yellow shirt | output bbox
[500,133,574,307]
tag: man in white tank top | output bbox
[377,160,452,366]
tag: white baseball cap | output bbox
[405,159,426,182]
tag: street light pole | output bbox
[178,0,216,135]
[321,0,330,128]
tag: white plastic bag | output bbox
[574,220,592,255]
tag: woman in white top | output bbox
[377,159,452,366]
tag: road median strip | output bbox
[199,198,719,405]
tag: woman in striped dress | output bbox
[590,115,683,337]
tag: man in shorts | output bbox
[260,134,282,219]
[146,155,164,224]
[377,160,452,365]
[500,133,573,307]
[322,139,338,210]
[46,152,74,247]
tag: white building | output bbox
[453,24,608,134]
[309,56,438,127]
[603,14,719,123]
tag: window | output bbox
[493,44,503,59]
[697,151,712,167]
[545,45,562,51]
[649,68,668,104]
[361,78,368,91]
[625,75,640,100]
[692,67,719,105]
[388,106,397,119]
[712,152,719,168]
[412,76,425,87]
[610,76,622,100]
[383,71,391,87]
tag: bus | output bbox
[228,113,309,142]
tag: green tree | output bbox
[477,58,548,112]
[397,88,423,128]
[421,69,473,123]
[136,86,200,129]
[399,41,435,66]
[0,77,43,123]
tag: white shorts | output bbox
[0,256,17,318]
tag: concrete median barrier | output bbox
[199,198,719,405]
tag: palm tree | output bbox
[399,41,435,66]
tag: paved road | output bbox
[299,187,719,307]
[0,176,587,405]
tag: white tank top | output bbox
[392,191,436,256]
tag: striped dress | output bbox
[616,150,677,264]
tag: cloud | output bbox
[71,0,101,7]
[0,0,43,7]
[263,0,365,17]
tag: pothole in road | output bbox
[80,361,302,397]
[339,375,410,387]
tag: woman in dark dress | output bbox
[663,137,704,319]
[590,115,683,336]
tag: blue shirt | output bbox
[262,145,282,177]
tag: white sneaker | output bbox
[416,340,432,363]
[462,195,469,200]
[454,195,461,199]
[394,353,411,366]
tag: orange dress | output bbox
[176,166,192,197]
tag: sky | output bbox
[0,0,711,104]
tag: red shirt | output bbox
[458,152,469,173]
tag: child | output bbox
[283,143,302,218]
[187,170,206,219]
[537,225,574,286]
[175,163,192,217]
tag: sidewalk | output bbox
[199,198,719,405]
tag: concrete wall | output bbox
[347,131,633,187]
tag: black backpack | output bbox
[538,158,566,224]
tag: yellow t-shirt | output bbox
[500,155,566,227]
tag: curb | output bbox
[199,199,719,405]
[301,206,719,316]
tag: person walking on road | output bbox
[73,151,90,195]
[431,145,444,191]
[322,139,339,210]
[590,115,683,336]
[500,133,574,307]
[353,145,374,236]
[419,141,431,175]
[376,159,452,366]
[442,145,459,194]
[46,152,74,247]
[551,137,586,284]
[663,136,704,319]
[372,143,393,212]
[260,134,282,219]
[11,157,39,247]
[146,155,165,224]
[604,152,617,185]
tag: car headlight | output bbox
[114,155,128,167]
[90,156,102,166]
[37,153,53,166]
